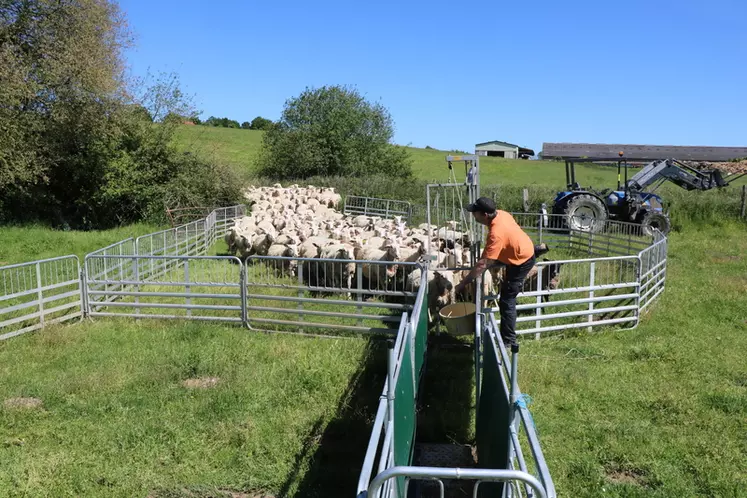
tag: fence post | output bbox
[538,207,544,245]
[741,185,746,219]
[36,262,45,329]
[535,265,543,340]
[240,261,248,328]
[522,188,529,212]
[587,262,595,332]
[79,265,88,319]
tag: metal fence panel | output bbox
[85,255,243,323]
[475,325,511,497]
[135,219,210,280]
[1,256,81,341]
[244,255,422,335]
[213,204,246,238]
[484,255,640,336]
[393,324,416,496]
[344,196,412,222]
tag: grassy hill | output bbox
[173,125,629,188]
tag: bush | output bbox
[256,85,412,180]
[249,116,274,131]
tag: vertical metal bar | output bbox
[506,344,520,486]
[118,244,123,293]
[475,319,482,406]
[36,262,44,328]
[133,255,140,317]
[185,260,191,317]
[538,209,544,245]
[535,265,543,340]
[588,262,595,332]
[741,185,746,219]
[426,187,432,259]
[387,339,396,432]
[240,261,248,327]
[410,321,416,394]
[357,266,363,327]
[298,261,304,334]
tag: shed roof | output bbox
[542,142,747,162]
[475,140,520,149]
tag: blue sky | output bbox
[119,0,746,155]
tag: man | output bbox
[455,197,536,347]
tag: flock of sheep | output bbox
[224,183,562,324]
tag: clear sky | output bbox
[119,0,746,156]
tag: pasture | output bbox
[173,125,639,188]
[1,128,746,496]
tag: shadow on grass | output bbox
[279,337,388,498]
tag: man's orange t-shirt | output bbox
[482,210,534,265]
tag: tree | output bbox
[0,0,241,228]
[250,116,273,131]
[256,85,411,179]
[241,121,251,129]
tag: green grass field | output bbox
[0,320,378,497]
[172,125,633,188]
[1,125,746,496]
[0,223,159,266]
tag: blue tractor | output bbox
[552,154,744,236]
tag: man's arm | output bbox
[456,257,494,293]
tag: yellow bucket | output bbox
[439,302,476,336]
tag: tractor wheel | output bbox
[640,211,671,237]
[564,194,608,233]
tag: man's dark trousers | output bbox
[499,255,535,346]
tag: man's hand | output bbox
[455,280,467,296]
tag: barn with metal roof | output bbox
[475,141,535,159]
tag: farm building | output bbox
[475,140,535,159]
[540,142,747,162]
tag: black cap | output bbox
[465,197,496,214]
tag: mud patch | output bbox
[711,254,741,263]
[719,276,747,293]
[604,464,657,488]
[3,397,43,410]
[181,377,220,389]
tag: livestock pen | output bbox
[0,167,669,496]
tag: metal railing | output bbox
[344,196,413,222]
[0,256,82,341]
[84,255,244,323]
[484,254,641,337]
[357,301,557,498]
[244,257,423,335]
[357,268,429,497]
